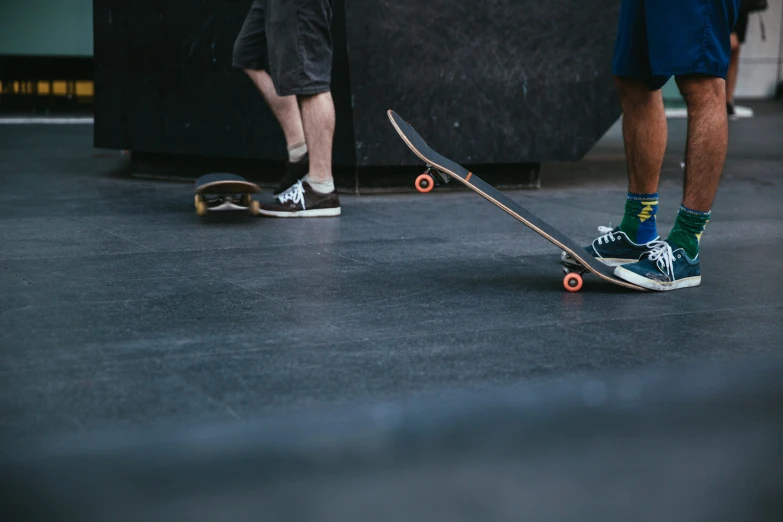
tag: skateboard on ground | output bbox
[194,173,260,216]
[387,110,646,292]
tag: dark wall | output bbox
[92,0,355,166]
[93,0,623,174]
[345,0,622,166]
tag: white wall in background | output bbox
[735,0,782,98]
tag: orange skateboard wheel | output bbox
[415,173,435,193]
[563,272,583,292]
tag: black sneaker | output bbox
[274,152,309,196]
[259,180,341,217]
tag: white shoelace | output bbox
[277,180,306,209]
[644,240,676,282]
[594,225,616,245]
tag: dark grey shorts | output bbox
[232,0,334,96]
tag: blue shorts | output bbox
[612,0,742,90]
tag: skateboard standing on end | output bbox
[194,173,260,216]
[387,110,646,293]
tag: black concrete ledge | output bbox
[93,0,622,189]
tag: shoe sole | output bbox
[560,251,637,268]
[613,265,701,291]
[258,207,341,218]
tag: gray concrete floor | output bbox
[1,102,782,440]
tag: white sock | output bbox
[288,142,307,163]
[303,174,334,194]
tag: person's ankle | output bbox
[287,142,307,163]
[619,192,659,244]
[303,174,335,194]
[666,237,697,259]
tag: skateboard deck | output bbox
[194,173,260,216]
[387,110,646,292]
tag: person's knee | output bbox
[243,67,264,77]
[614,76,657,106]
[297,90,333,103]
[675,75,725,107]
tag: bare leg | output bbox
[614,76,667,194]
[298,91,335,183]
[244,69,305,148]
[726,33,740,105]
[676,75,728,212]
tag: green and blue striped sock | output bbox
[667,205,710,259]
[619,192,659,244]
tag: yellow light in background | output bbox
[0,80,93,96]
[75,81,93,96]
[52,81,67,95]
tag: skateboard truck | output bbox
[194,173,260,216]
[415,166,451,193]
[195,193,259,216]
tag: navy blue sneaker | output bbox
[562,226,656,268]
[614,240,701,291]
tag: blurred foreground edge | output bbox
[1,357,781,522]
